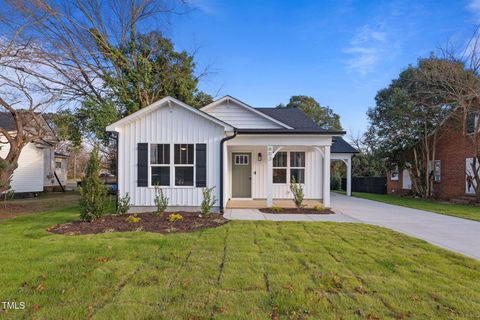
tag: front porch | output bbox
[226,199,323,209]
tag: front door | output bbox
[232,153,252,198]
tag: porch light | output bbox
[258,153,262,161]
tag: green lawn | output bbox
[1,208,480,319]
[348,192,480,222]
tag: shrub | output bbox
[116,193,131,214]
[289,176,304,210]
[330,171,342,190]
[154,185,168,214]
[271,205,283,213]
[313,204,324,212]
[125,214,141,223]
[79,145,109,222]
[200,187,217,215]
[167,213,183,222]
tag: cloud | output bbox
[190,0,217,15]
[343,25,388,75]
[467,0,480,21]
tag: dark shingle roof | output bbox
[332,137,358,153]
[256,108,322,129]
[0,112,16,130]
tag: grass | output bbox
[1,207,480,319]
[349,192,480,222]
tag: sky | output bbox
[167,0,479,135]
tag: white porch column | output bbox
[323,145,331,208]
[222,142,228,209]
[346,157,352,197]
[266,145,273,207]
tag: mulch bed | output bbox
[47,212,229,235]
[259,207,334,215]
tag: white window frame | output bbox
[149,143,171,187]
[234,154,249,165]
[272,151,288,184]
[148,143,197,188]
[174,144,195,187]
[289,151,305,184]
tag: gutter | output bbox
[219,129,237,213]
[236,129,346,135]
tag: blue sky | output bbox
[168,0,479,135]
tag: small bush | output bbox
[313,204,324,212]
[289,176,304,210]
[116,193,131,214]
[125,214,141,223]
[330,171,342,191]
[201,187,217,215]
[154,185,168,214]
[167,213,184,222]
[271,205,283,212]
[79,145,109,222]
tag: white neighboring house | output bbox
[106,96,357,212]
[0,113,68,194]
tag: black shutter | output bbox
[196,144,207,187]
[137,143,148,187]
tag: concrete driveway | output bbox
[332,193,480,260]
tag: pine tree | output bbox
[79,145,108,221]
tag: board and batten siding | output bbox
[117,103,225,207]
[227,146,323,200]
[203,100,283,129]
[0,141,45,193]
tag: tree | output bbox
[0,26,64,193]
[277,95,342,130]
[347,132,386,177]
[79,145,108,222]
[367,61,452,198]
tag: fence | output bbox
[342,177,387,194]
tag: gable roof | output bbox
[0,112,16,130]
[0,112,58,145]
[201,96,293,129]
[331,137,358,153]
[106,96,235,132]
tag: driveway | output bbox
[332,193,480,260]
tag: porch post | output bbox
[323,145,331,208]
[346,157,352,196]
[266,145,273,207]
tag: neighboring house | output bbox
[106,96,357,212]
[387,112,479,200]
[0,112,68,194]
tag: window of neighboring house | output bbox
[433,160,441,183]
[150,144,170,186]
[273,152,287,183]
[174,144,194,186]
[55,161,62,169]
[467,112,479,134]
[391,165,399,181]
[290,152,305,183]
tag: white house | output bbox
[0,113,68,194]
[106,96,357,212]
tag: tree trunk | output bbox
[0,159,18,193]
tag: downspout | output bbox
[219,129,237,213]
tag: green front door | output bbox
[232,153,252,198]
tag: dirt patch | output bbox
[47,212,229,235]
[0,193,81,220]
[259,207,334,215]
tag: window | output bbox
[391,165,399,181]
[175,144,194,186]
[235,154,249,165]
[433,160,441,183]
[272,151,305,184]
[467,112,479,134]
[290,152,305,183]
[273,152,287,183]
[55,161,62,169]
[150,144,170,186]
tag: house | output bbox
[106,96,357,212]
[387,112,479,201]
[0,112,68,194]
